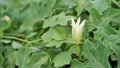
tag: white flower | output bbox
[71,17,86,44]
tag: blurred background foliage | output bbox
[0,0,120,68]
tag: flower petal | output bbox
[71,18,76,25]
[76,17,81,25]
[79,19,86,28]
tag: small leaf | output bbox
[26,32,37,38]
[12,41,22,49]
[1,39,11,43]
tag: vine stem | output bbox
[0,35,42,43]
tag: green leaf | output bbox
[37,0,56,18]
[19,16,41,32]
[0,39,11,43]
[87,7,113,31]
[27,53,49,68]
[43,12,72,28]
[69,45,79,56]
[12,41,22,49]
[47,47,61,60]
[103,35,120,68]
[16,47,49,68]
[53,51,71,67]
[26,32,37,38]
[19,0,56,32]
[42,26,66,42]
[45,40,64,48]
[91,0,110,15]
[70,59,89,68]
[87,6,120,41]
[75,0,90,16]
[87,8,102,31]
[16,47,33,68]
[82,40,111,68]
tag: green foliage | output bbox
[42,26,66,42]
[43,12,73,28]
[0,0,120,68]
[82,40,111,68]
[53,51,71,67]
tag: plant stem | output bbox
[0,35,27,42]
[29,39,42,43]
[0,35,42,44]
[76,44,80,55]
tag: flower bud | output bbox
[2,15,11,23]
[71,17,86,44]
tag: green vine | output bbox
[0,35,42,44]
